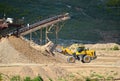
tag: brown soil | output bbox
[0,36,120,81]
[7,36,66,63]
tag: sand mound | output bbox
[0,37,30,64]
[0,36,66,64]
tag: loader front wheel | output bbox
[67,56,75,63]
[82,55,91,63]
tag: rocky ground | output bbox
[0,36,120,81]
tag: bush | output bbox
[112,45,119,50]
[86,77,91,81]
[32,76,43,81]
[10,76,22,81]
[24,76,32,81]
[48,78,53,81]
[86,77,99,81]
[2,75,44,81]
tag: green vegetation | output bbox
[90,73,104,79]
[112,45,119,50]
[0,74,2,81]
[0,72,119,81]
[57,73,83,81]
[68,73,75,78]
[0,3,16,14]
[84,71,120,81]
[32,76,43,81]
[24,76,32,81]
[106,0,120,7]
[48,78,53,81]
[57,73,75,81]
[113,72,118,76]
[57,77,67,81]
[0,0,120,43]
[10,76,22,81]
[0,74,44,81]
[100,45,119,51]
[110,45,119,50]
[106,76,114,80]
[85,77,100,81]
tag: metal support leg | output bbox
[45,27,50,43]
[40,28,42,45]
[55,26,59,44]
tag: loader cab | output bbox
[77,46,85,53]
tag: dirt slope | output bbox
[0,36,66,64]
[0,37,30,63]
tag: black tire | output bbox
[67,56,75,63]
[82,55,91,63]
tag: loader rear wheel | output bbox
[82,55,91,63]
[67,56,75,63]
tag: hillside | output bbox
[0,0,120,43]
[0,1,120,80]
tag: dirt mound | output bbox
[0,36,66,64]
[0,37,30,64]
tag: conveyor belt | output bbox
[0,13,70,36]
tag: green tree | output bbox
[106,0,120,7]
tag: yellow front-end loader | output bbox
[61,46,97,63]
